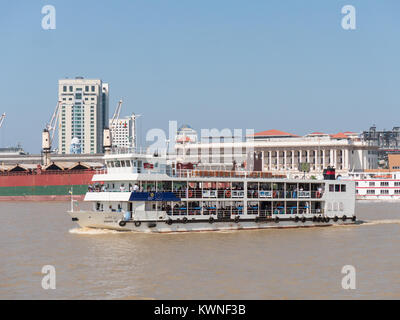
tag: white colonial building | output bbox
[175,129,378,177]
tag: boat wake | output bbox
[359,219,400,226]
[69,227,122,235]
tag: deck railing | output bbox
[166,208,324,216]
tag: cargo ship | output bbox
[0,162,100,201]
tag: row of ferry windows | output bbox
[106,160,159,168]
[364,190,400,195]
[356,182,400,187]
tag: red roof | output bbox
[330,132,349,139]
[252,129,299,137]
[343,131,357,135]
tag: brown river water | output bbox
[0,201,399,299]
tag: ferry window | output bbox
[341,185,346,192]
[369,182,375,187]
[121,161,125,167]
[395,182,400,187]
[367,190,375,194]
[335,184,340,192]
[380,182,389,187]
[355,182,358,186]
[329,185,334,192]
[380,190,389,194]
[115,161,121,167]
[395,190,400,194]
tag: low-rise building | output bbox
[175,129,379,177]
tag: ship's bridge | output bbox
[103,152,169,175]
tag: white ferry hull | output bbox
[69,211,357,233]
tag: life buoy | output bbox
[209,217,214,224]
[275,216,279,223]
[188,190,193,198]
[312,216,317,222]
[301,217,306,223]
[234,216,240,223]
[182,217,188,224]
[352,216,356,222]
[166,219,173,225]
[119,220,126,227]
[134,221,141,227]
[333,216,339,222]
[342,215,347,221]
[255,216,259,223]
[325,217,330,223]
[225,190,231,198]
[294,216,299,223]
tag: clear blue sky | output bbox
[0,0,399,153]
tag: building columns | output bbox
[292,149,295,170]
[284,150,287,170]
[333,149,337,168]
[269,151,272,170]
[277,150,280,170]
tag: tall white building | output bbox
[58,77,109,154]
[109,115,136,149]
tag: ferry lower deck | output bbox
[69,209,357,233]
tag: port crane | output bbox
[103,99,123,153]
[42,100,61,165]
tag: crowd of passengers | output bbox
[88,183,324,199]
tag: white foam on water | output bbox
[360,219,400,226]
[69,227,123,235]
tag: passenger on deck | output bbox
[133,184,139,192]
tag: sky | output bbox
[0,0,399,153]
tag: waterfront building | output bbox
[175,129,379,177]
[58,77,109,154]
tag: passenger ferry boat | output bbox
[69,152,357,232]
[344,171,400,201]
